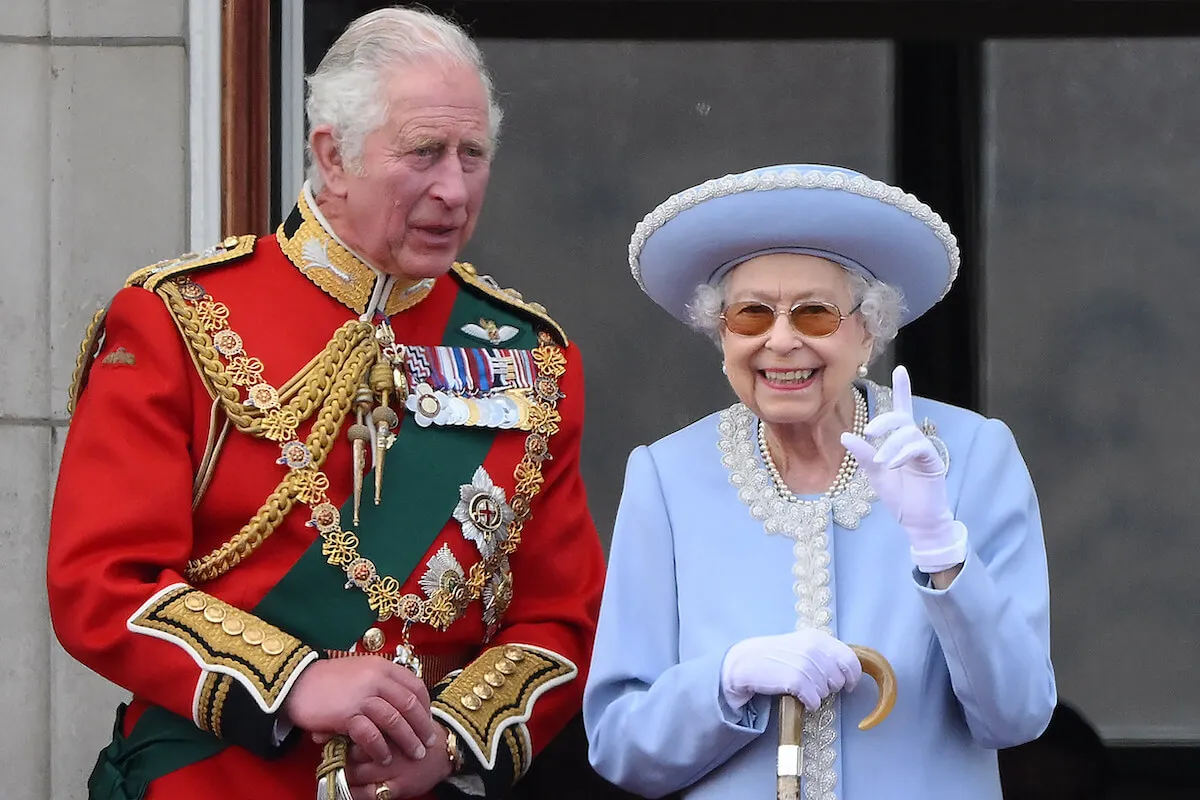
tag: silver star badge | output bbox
[453,467,515,560]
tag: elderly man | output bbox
[49,7,606,800]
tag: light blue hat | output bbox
[628,164,960,327]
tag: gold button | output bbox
[222,236,239,249]
[184,594,207,612]
[262,636,285,656]
[472,683,494,700]
[361,627,386,653]
[203,604,226,623]
[503,648,525,663]
[459,261,477,275]
[484,671,505,688]
[495,659,516,675]
[461,694,482,711]
[221,617,245,636]
[242,628,265,646]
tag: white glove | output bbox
[719,629,862,712]
[841,365,968,573]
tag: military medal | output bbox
[400,345,539,431]
[453,467,515,561]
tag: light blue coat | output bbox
[584,384,1056,799]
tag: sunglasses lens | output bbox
[789,303,842,337]
[724,303,775,335]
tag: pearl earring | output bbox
[857,363,869,379]
[721,362,728,375]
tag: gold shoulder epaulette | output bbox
[126,235,257,292]
[451,262,567,346]
[67,236,259,416]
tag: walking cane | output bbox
[776,645,897,800]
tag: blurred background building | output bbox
[2,1,1197,797]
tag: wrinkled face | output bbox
[719,253,874,426]
[333,60,492,280]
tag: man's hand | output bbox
[282,657,439,765]
[344,724,456,799]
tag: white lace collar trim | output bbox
[716,379,891,800]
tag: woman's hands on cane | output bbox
[720,629,863,713]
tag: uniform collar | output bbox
[277,182,434,317]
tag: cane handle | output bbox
[849,645,897,730]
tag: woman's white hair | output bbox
[304,6,504,192]
[685,264,906,363]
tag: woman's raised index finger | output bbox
[891,365,914,419]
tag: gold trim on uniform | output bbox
[128,584,316,714]
[66,305,112,416]
[137,236,257,292]
[500,726,531,780]
[277,193,433,317]
[100,347,137,366]
[196,673,234,738]
[67,236,256,417]
[162,276,376,582]
[450,262,568,346]
[429,645,577,770]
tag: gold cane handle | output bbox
[775,645,897,800]
[849,645,897,730]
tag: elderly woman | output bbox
[583,164,1056,799]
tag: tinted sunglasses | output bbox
[720,300,862,338]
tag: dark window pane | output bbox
[468,40,892,539]
[984,38,1200,742]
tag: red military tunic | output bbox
[49,193,606,799]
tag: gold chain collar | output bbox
[316,328,567,631]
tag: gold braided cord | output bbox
[162,283,253,424]
[317,735,350,788]
[67,306,109,416]
[162,282,375,437]
[185,335,375,582]
[169,267,569,635]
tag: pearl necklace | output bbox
[757,386,868,504]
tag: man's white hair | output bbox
[304,6,504,192]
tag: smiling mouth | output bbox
[761,368,818,385]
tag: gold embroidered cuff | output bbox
[128,583,317,715]
[430,644,576,771]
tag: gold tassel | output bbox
[316,734,350,800]
[371,403,398,505]
[348,386,373,526]
[368,361,398,506]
